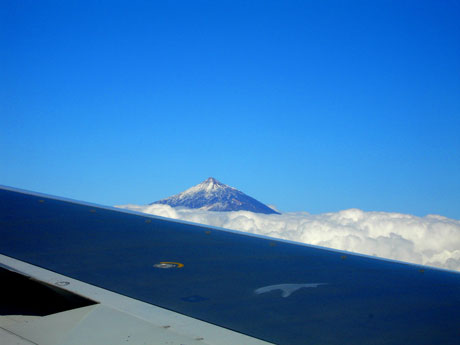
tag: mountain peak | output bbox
[152,178,279,214]
[200,177,224,190]
[204,177,219,184]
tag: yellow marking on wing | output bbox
[160,262,184,268]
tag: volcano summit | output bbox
[151,177,279,214]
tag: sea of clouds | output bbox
[117,204,460,272]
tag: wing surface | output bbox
[1,186,460,344]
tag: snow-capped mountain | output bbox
[152,177,280,214]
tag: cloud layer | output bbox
[117,204,460,272]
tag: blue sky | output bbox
[1,1,459,218]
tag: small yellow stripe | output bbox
[160,261,184,268]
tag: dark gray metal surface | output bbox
[1,186,460,345]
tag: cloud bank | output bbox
[117,204,460,272]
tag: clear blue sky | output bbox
[1,1,459,219]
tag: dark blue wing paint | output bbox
[1,186,460,345]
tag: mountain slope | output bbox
[152,177,279,214]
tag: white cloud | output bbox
[117,204,460,272]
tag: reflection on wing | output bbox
[254,283,327,298]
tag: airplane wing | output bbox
[1,185,459,345]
